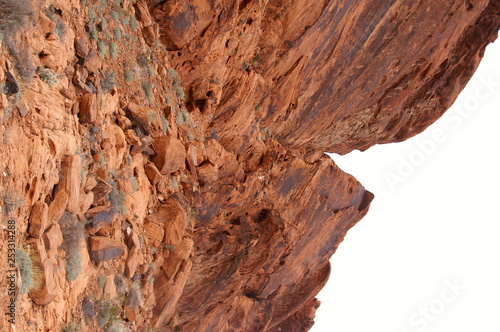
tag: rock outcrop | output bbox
[0,0,498,331]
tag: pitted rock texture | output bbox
[150,0,500,157]
[0,0,498,331]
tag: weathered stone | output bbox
[124,129,142,146]
[151,136,186,174]
[83,50,101,74]
[43,223,63,256]
[126,103,162,134]
[144,163,162,185]
[142,25,157,46]
[17,100,29,117]
[196,162,218,184]
[4,72,19,94]
[79,93,97,124]
[85,177,98,192]
[89,236,124,262]
[134,0,154,26]
[28,201,49,238]
[59,155,82,214]
[85,206,117,233]
[143,215,164,247]
[125,231,143,278]
[124,305,137,322]
[103,274,117,299]
[47,190,68,225]
[80,191,94,214]
[116,114,133,130]
[74,38,89,58]
[27,238,61,306]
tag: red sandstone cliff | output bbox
[0,0,498,331]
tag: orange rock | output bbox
[126,103,163,134]
[59,155,82,214]
[4,0,499,329]
[79,93,97,124]
[124,305,137,322]
[80,191,94,214]
[144,163,162,185]
[124,129,142,146]
[85,206,117,234]
[103,274,117,299]
[125,231,143,278]
[143,215,165,247]
[28,201,49,238]
[43,223,63,256]
[47,190,68,225]
[151,136,186,174]
[89,236,124,262]
[185,144,198,180]
[134,0,154,26]
[196,162,218,184]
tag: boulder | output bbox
[89,236,124,262]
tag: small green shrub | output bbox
[102,72,117,92]
[120,16,129,26]
[137,51,152,67]
[111,10,120,21]
[60,217,85,282]
[0,0,33,31]
[108,179,127,215]
[171,178,179,190]
[98,40,108,58]
[141,82,153,104]
[106,320,127,332]
[160,114,168,133]
[65,248,82,281]
[1,189,25,216]
[36,67,58,86]
[182,108,190,122]
[97,301,122,328]
[109,42,118,59]
[61,321,82,332]
[167,68,177,79]
[113,27,122,40]
[87,6,96,22]
[131,176,139,193]
[124,69,135,82]
[175,111,184,126]
[129,15,138,30]
[97,273,106,290]
[89,25,98,40]
[15,247,36,294]
[174,84,185,99]
[97,0,109,10]
[100,16,108,31]
[147,66,155,78]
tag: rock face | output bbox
[150,0,500,159]
[0,0,498,331]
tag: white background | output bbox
[313,37,500,332]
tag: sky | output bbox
[313,36,500,331]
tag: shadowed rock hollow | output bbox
[0,0,498,331]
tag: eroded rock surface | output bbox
[0,0,498,331]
